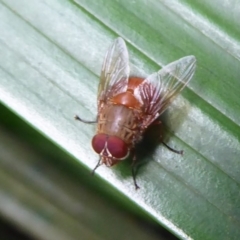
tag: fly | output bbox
[75,37,196,189]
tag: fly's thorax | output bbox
[97,103,142,147]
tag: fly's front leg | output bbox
[74,115,97,124]
[91,157,102,175]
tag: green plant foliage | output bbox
[0,0,239,239]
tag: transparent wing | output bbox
[98,37,130,102]
[134,56,196,124]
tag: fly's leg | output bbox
[74,115,97,124]
[162,141,183,155]
[131,153,140,190]
[152,120,184,155]
[91,157,102,175]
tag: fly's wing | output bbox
[134,56,196,125]
[98,37,129,104]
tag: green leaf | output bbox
[1,104,167,240]
[0,0,240,239]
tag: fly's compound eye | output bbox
[107,136,129,159]
[92,134,129,160]
[92,133,107,154]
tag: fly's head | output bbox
[92,133,129,166]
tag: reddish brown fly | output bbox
[75,37,196,189]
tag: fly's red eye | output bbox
[92,133,107,154]
[107,136,128,159]
[92,134,129,160]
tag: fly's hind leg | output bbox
[74,115,97,124]
[152,120,184,155]
[162,141,183,155]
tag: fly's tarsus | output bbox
[91,158,102,175]
[75,115,97,124]
[131,154,140,190]
[162,141,183,155]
